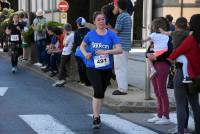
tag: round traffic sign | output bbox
[58,1,69,12]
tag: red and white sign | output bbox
[58,1,69,12]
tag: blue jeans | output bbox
[41,50,50,67]
[35,39,45,63]
[50,53,61,71]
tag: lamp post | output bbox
[51,0,54,21]
[143,0,153,100]
[180,0,183,17]
[27,0,31,24]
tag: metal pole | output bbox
[180,0,183,17]
[51,0,54,21]
[27,0,31,25]
[143,0,152,100]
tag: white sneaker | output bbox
[11,67,15,73]
[78,81,85,86]
[52,81,59,87]
[52,80,65,87]
[155,116,170,125]
[147,116,161,123]
[40,65,47,69]
[14,67,17,72]
[34,62,42,67]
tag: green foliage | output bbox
[47,21,64,28]
[22,27,34,44]
[0,19,10,37]
[0,8,14,37]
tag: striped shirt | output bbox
[115,12,132,51]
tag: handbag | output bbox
[188,75,200,95]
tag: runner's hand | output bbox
[96,50,108,55]
[85,53,92,60]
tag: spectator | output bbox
[53,23,74,86]
[169,14,200,134]
[112,0,132,95]
[146,17,171,125]
[101,2,118,29]
[166,14,175,31]
[142,18,169,79]
[160,17,192,83]
[32,9,47,67]
[113,0,134,16]
[160,17,192,133]
[19,12,29,61]
[41,26,60,77]
[80,11,122,129]
[73,17,91,86]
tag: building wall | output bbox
[153,0,200,22]
[182,0,196,4]
[18,0,61,22]
[18,0,111,26]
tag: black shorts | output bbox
[86,68,112,99]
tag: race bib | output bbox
[94,55,110,68]
[11,35,19,41]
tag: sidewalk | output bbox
[0,48,176,112]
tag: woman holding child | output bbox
[143,18,171,125]
[169,14,200,134]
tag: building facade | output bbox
[18,0,111,28]
[153,0,200,21]
[17,0,200,42]
[18,0,61,22]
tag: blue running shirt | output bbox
[83,29,120,69]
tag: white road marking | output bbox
[88,114,157,134]
[0,87,8,96]
[19,114,75,134]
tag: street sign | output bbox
[58,1,69,12]
[61,12,67,24]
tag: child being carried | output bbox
[143,18,169,79]
[160,17,192,83]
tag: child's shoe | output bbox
[182,77,192,84]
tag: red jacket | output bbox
[169,35,200,78]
